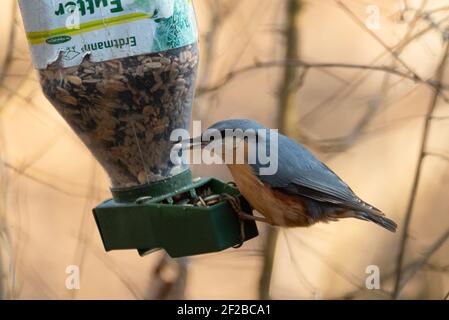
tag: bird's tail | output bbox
[351,210,397,232]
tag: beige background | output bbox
[1,0,449,299]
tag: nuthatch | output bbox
[195,119,397,232]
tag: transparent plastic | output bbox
[39,44,198,188]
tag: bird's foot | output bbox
[233,219,246,249]
[221,193,248,247]
[237,211,273,224]
[221,193,274,248]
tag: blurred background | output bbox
[1,0,449,299]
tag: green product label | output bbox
[18,0,198,69]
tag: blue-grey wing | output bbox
[251,134,381,214]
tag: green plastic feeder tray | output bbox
[93,170,259,258]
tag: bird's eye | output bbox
[243,134,259,143]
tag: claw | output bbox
[221,193,247,248]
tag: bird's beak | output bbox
[180,136,208,149]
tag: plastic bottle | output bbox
[18,0,199,188]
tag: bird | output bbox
[193,119,397,232]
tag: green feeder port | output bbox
[93,170,259,258]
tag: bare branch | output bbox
[334,0,426,82]
[432,115,449,120]
[300,11,449,126]
[2,160,106,198]
[298,100,378,153]
[424,263,449,273]
[260,0,302,300]
[0,4,17,85]
[396,227,449,295]
[146,254,187,300]
[425,152,449,162]
[197,60,447,97]
[393,41,449,299]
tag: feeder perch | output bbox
[94,170,258,258]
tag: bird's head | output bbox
[206,119,267,133]
[186,119,273,164]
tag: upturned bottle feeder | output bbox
[18,0,258,257]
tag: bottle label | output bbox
[18,0,198,69]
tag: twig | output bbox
[300,12,449,126]
[379,0,428,107]
[278,0,302,136]
[2,160,106,198]
[147,254,188,300]
[69,161,97,300]
[424,263,449,273]
[432,115,449,120]
[259,0,302,300]
[197,60,447,96]
[289,231,372,292]
[299,100,379,153]
[345,224,449,299]
[259,226,278,299]
[343,254,433,299]
[392,41,449,299]
[396,227,449,295]
[90,246,143,299]
[425,152,449,162]
[334,0,425,82]
[0,4,18,299]
[0,4,17,84]
[200,0,221,86]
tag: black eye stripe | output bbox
[214,130,263,142]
